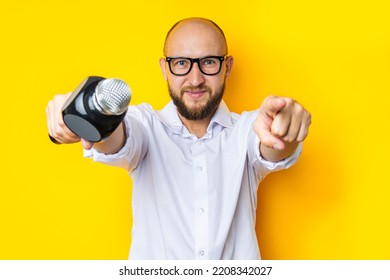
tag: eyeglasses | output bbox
[165,55,227,76]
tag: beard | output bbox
[169,83,225,121]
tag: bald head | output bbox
[163,18,228,57]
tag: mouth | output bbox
[185,90,206,99]
[182,87,209,100]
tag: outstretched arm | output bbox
[253,96,311,162]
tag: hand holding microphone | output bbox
[46,76,131,150]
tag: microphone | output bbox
[50,76,131,143]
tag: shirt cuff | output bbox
[83,116,132,163]
[254,135,303,171]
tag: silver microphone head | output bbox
[94,78,131,115]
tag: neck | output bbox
[178,113,213,138]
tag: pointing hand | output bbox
[254,96,311,151]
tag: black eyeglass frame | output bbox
[165,55,227,76]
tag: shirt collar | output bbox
[209,100,234,129]
[156,100,234,136]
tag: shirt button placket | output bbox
[193,143,208,259]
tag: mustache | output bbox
[181,86,211,95]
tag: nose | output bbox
[187,62,205,86]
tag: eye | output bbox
[172,59,190,68]
[201,58,217,67]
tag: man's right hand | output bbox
[46,93,94,150]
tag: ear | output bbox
[225,56,234,78]
[159,58,167,81]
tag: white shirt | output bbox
[85,100,302,260]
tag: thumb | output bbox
[81,139,94,150]
[254,117,285,150]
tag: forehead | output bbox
[165,20,227,57]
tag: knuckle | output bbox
[53,93,68,104]
[261,96,273,108]
[298,132,308,142]
[294,104,304,114]
[46,100,54,112]
[307,112,312,124]
[52,127,63,138]
[283,133,296,142]
[53,94,62,101]
[284,97,294,106]
[275,129,286,138]
[286,97,294,103]
[58,121,67,130]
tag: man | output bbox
[46,17,311,259]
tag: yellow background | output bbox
[1,0,389,259]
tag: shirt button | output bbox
[199,208,205,214]
[199,250,205,256]
[197,166,203,171]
